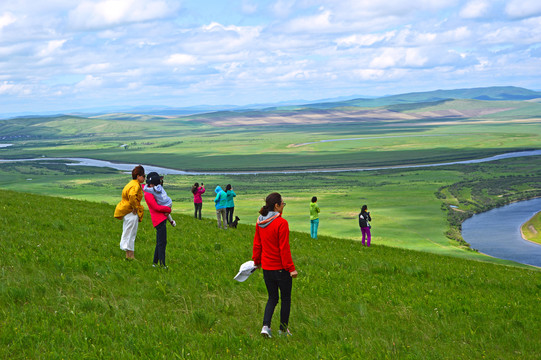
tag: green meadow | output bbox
[1,92,541,358]
[1,190,540,359]
[1,96,540,262]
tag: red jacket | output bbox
[252,214,295,272]
[143,186,172,227]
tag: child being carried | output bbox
[144,176,176,227]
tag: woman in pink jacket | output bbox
[191,182,206,220]
[145,172,173,268]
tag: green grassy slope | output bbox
[521,211,541,245]
[1,190,539,359]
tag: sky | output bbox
[1,0,541,114]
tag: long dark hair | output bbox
[226,184,232,191]
[191,182,199,194]
[361,205,368,212]
[131,165,145,179]
[259,192,282,216]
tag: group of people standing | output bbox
[113,166,371,338]
[114,166,176,267]
[213,184,236,229]
[114,166,241,266]
[190,182,237,229]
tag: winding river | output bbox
[2,149,540,266]
[0,150,540,175]
[462,198,541,267]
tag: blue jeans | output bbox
[263,269,292,331]
[310,219,319,239]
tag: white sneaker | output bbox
[261,325,272,338]
[170,220,176,227]
[278,328,292,337]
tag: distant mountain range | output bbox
[2,86,540,119]
[270,86,541,111]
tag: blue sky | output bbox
[1,0,541,114]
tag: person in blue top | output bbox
[225,184,237,226]
[214,185,228,229]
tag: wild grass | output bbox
[521,211,541,244]
[0,155,540,264]
[0,190,540,359]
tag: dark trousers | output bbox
[194,202,202,219]
[153,220,167,266]
[263,269,292,331]
[226,207,234,224]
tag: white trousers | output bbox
[120,212,139,251]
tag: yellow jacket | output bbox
[114,179,144,221]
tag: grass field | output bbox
[0,155,539,265]
[1,96,540,263]
[521,211,541,245]
[1,190,540,359]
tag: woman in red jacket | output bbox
[144,172,173,268]
[253,192,298,338]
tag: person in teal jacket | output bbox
[225,184,237,226]
[214,186,228,229]
[310,196,320,239]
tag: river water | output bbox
[462,198,541,267]
[0,150,540,175]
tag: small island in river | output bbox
[521,210,541,245]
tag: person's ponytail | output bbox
[259,192,282,216]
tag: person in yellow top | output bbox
[114,165,145,259]
[310,196,320,239]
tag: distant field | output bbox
[1,97,540,263]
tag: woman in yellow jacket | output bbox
[114,165,145,259]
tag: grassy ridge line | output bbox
[1,190,540,359]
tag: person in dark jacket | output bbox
[253,192,298,338]
[358,204,372,246]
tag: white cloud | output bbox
[68,0,176,30]
[352,69,386,80]
[505,0,541,19]
[1,0,541,113]
[179,22,262,56]
[460,0,490,19]
[0,12,16,30]
[0,81,31,95]
[282,9,333,33]
[336,31,396,47]
[76,75,103,89]
[166,53,198,66]
[38,39,66,57]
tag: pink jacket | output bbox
[193,186,206,203]
[143,185,172,227]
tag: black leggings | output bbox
[226,207,234,224]
[194,202,202,219]
[153,220,167,266]
[263,269,292,331]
